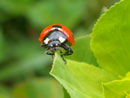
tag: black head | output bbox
[48,40,61,51]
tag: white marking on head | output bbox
[44,38,49,44]
[59,37,65,43]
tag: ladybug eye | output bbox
[59,37,65,43]
[44,38,49,44]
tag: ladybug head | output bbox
[48,40,61,51]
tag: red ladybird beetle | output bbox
[38,24,75,63]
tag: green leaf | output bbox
[124,72,130,80]
[104,80,130,98]
[91,0,130,76]
[63,87,71,98]
[103,72,130,98]
[50,54,116,98]
[68,36,98,66]
[12,78,64,98]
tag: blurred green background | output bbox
[0,0,119,98]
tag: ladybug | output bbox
[39,24,75,63]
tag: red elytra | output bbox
[39,24,75,46]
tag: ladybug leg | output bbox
[61,43,73,56]
[61,55,67,64]
[60,43,73,64]
[45,47,54,55]
[41,43,47,48]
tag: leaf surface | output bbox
[50,54,116,98]
[91,0,130,76]
[103,72,130,98]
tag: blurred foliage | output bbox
[0,27,5,62]
[12,78,64,98]
[0,0,119,97]
[27,0,86,29]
